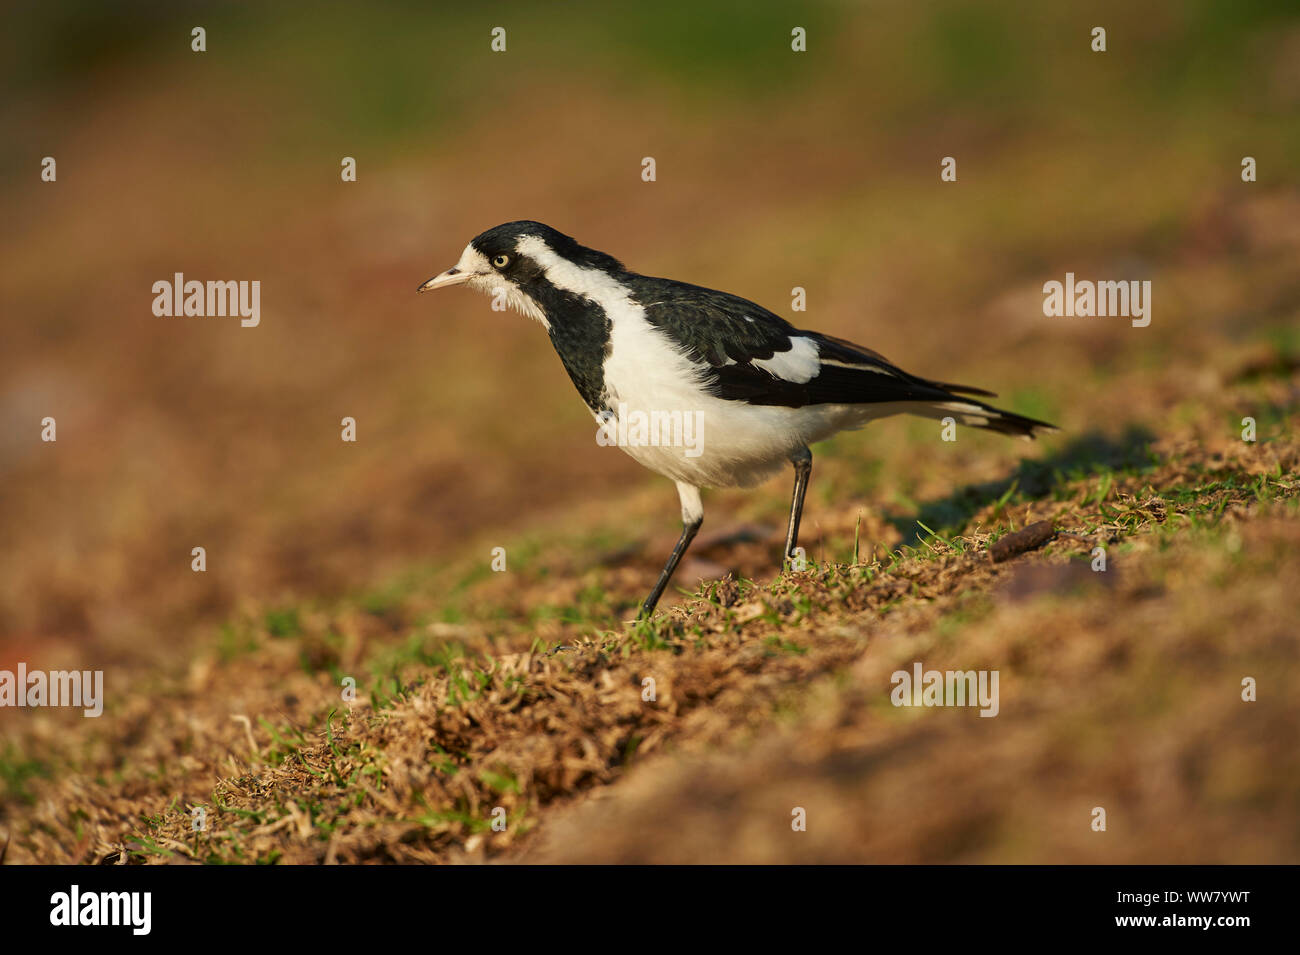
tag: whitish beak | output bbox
[417,267,472,293]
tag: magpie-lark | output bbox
[419,221,1056,618]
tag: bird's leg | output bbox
[783,446,813,568]
[639,520,701,618]
[639,483,704,619]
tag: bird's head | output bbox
[418,220,625,327]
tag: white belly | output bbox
[599,303,857,488]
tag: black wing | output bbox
[625,276,1054,437]
[624,276,802,367]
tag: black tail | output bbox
[912,389,1058,439]
[809,335,1058,439]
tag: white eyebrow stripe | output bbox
[513,234,629,302]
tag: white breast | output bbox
[601,299,856,489]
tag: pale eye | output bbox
[492,254,510,269]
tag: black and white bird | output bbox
[419,221,1055,618]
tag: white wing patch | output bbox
[818,358,898,376]
[752,335,820,384]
